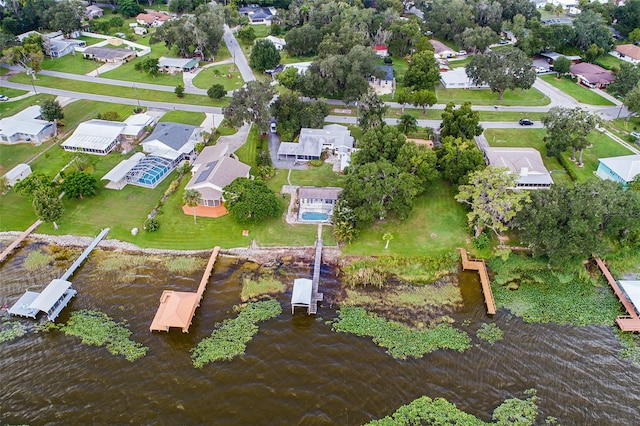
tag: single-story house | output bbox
[437,58,450,72]
[430,39,456,59]
[158,57,199,74]
[121,113,155,140]
[264,36,286,50]
[596,154,640,187]
[46,38,86,58]
[283,61,312,75]
[539,52,581,64]
[136,12,171,27]
[239,6,276,25]
[370,65,395,95]
[85,5,103,20]
[62,119,126,155]
[0,106,56,144]
[4,163,32,187]
[141,122,201,163]
[614,44,640,64]
[277,124,354,163]
[373,44,388,57]
[440,67,489,89]
[297,186,343,222]
[183,144,251,216]
[570,62,615,88]
[82,46,136,63]
[484,147,553,189]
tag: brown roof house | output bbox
[183,144,251,217]
[570,62,615,89]
[615,44,640,65]
[82,46,136,63]
[136,12,171,27]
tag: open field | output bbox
[192,63,244,91]
[343,180,469,257]
[484,128,573,186]
[61,100,138,130]
[435,87,550,106]
[158,110,205,126]
[9,73,224,107]
[0,139,59,177]
[41,54,99,75]
[540,74,615,106]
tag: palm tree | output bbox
[382,232,394,249]
[397,114,418,135]
[183,189,202,224]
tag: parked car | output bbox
[270,122,277,133]
[519,119,534,126]
[457,50,467,56]
[499,39,509,45]
[630,131,640,139]
[0,95,8,101]
[535,66,548,74]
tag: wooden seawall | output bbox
[0,220,42,264]
[595,258,640,332]
[458,249,496,315]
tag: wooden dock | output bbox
[0,220,42,264]
[150,246,220,333]
[308,225,324,314]
[595,258,640,332]
[458,249,496,315]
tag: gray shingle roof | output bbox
[144,122,199,151]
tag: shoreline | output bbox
[0,231,344,265]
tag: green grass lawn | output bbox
[447,57,472,69]
[290,163,345,187]
[595,54,627,70]
[343,180,469,257]
[484,128,573,186]
[9,73,226,107]
[540,74,615,106]
[61,100,138,131]
[0,139,59,176]
[278,51,316,65]
[214,44,232,62]
[41,55,99,74]
[0,88,28,98]
[192,63,244,91]
[435,87,550,106]
[158,110,205,126]
[0,94,55,119]
[563,130,634,182]
[77,36,104,46]
[235,125,260,170]
[384,107,546,122]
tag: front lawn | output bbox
[192,63,244,91]
[562,130,634,182]
[384,107,546,122]
[290,163,345,187]
[158,110,205,126]
[484,128,573,186]
[596,54,627,70]
[0,88,28,98]
[0,94,55,119]
[9,73,224,107]
[343,180,469,257]
[41,55,99,75]
[234,125,260,171]
[435,87,550,106]
[61,100,138,131]
[540,74,615,106]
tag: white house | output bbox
[440,68,489,89]
[370,65,395,95]
[4,163,32,187]
[101,152,146,190]
[0,106,56,144]
[484,147,553,189]
[264,35,286,50]
[158,57,199,74]
[239,6,276,25]
[183,144,251,215]
[277,124,354,164]
[61,120,126,155]
[121,113,155,141]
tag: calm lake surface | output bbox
[1,243,639,425]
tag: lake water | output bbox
[1,243,639,425]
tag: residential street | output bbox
[223,25,256,83]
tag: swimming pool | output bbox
[301,212,329,221]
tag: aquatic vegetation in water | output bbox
[23,250,53,269]
[489,255,621,327]
[166,256,206,274]
[342,253,459,288]
[476,323,504,345]
[0,319,27,343]
[57,310,148,362]
[191,300,282,368]
[241,276,286,301]
[331,306,470,360]
[366,389,540,426]
[96,253,154,271]
[615,330,640,365]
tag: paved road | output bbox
[325,115,545,129]
[223,25,255,83]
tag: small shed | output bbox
[4,163,32,187]
[291,278,313,314]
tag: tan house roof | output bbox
[615,44,640,61]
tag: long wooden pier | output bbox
[595,258,640,332]
[150,246,220,333]
[0,220,42,264]
[309,225,324,314]
[458,249,496,315]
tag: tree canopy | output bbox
[41,99,64,122]
[270,93,329,141]
[249,39,281,73]
[357,91,388,131]
[465,47,536,100]
[542,107,601,165]
[32,186,63,229]
[608,63,640,98]
[61,171,98,199]
[403,50,441,91]
[439,102,483,140]
[436,136,486,185]
[224,80,275,133]
[223,178,280,224]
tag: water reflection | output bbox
[0,243,639,424]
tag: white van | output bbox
[270,122,277,133]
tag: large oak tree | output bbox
[465,47,536,100]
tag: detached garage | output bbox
[4,163,32,187]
